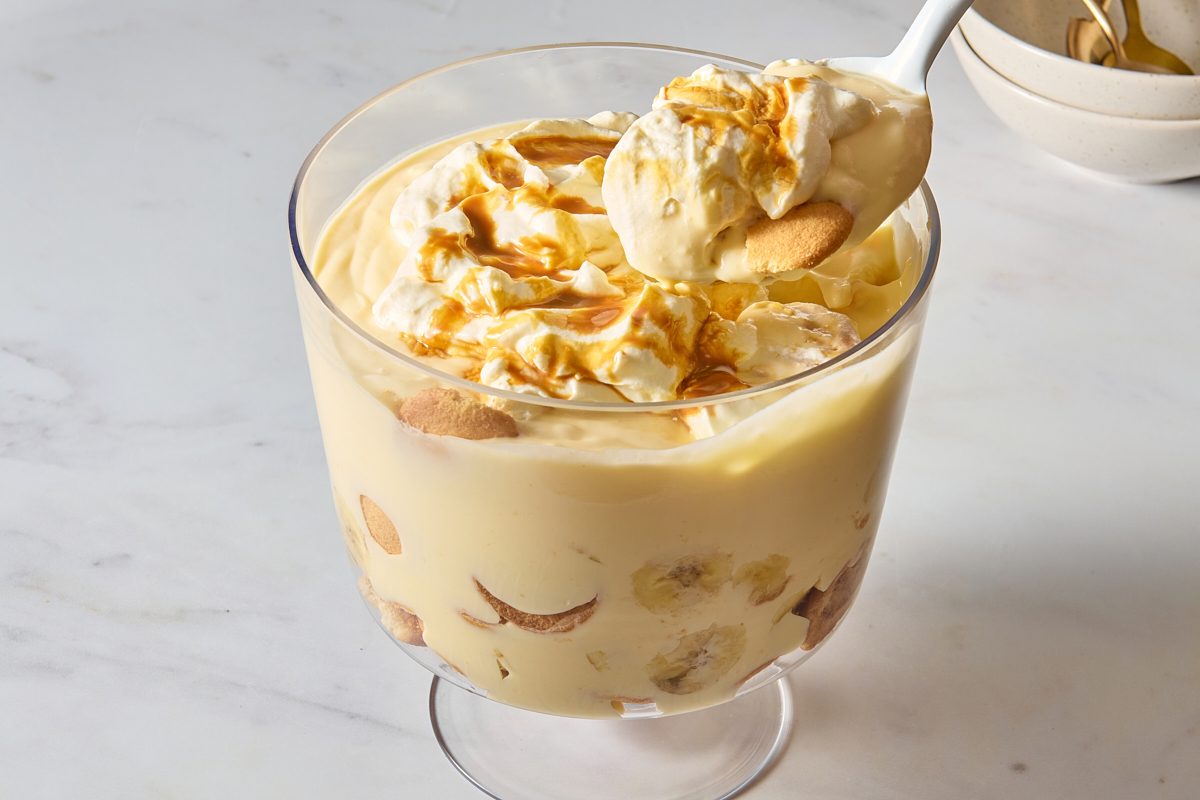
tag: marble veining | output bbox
[2,0,1198,797]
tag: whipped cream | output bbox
[603,64,931,285]
[325,60,935,406]
[603,65,874,284]
[369,113,865,403]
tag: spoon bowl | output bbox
[1117,0,1194,74]
[1076,0,1181,73]
[1067,16,1113,64]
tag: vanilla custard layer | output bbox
[300,125,928,717]
[299,295,922,716]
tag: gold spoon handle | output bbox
[1122,0,1144,38]
[1078,0,1127,63]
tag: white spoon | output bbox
[825,0,976,93]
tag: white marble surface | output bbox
[3,0,1199,797]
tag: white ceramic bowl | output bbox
[960,0,1200,120]
[952,29,1200,183]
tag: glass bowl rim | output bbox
[288,41,941,413]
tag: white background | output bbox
[2,0,1198,797]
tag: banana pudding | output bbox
[297,60,934,717]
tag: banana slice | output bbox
[474,579,597,633]
[632,553,733,613]
[734,301,860,383]
[733,554,791,605]
[647,624,746,695]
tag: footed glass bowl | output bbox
[290,42,939,800]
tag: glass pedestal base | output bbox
[429,677,793,800]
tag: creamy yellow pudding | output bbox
[298,61,932,717]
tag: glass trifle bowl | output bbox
[290,43,939,800]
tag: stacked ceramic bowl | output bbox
[954,0,1200,182]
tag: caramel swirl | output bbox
[511,135,618,167]
[459,194,567,279]
[371,111,868,404]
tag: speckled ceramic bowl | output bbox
[952,29,1200,183]
[959,0,1200,120]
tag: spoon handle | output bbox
[1121,0,1144,39]
[1078,0,1127,62]
[882,0,977,91]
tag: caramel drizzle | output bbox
[511,135,617,167]
[549,194,606,215]
[402,130,759,402]
[679,364,749,399]
[458,194,561,279]
[513,182,607,216]
[547,298,626,334]
[667,75,807,192]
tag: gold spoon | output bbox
[1076,0,1178,73]
[1067,17,1112,64]
[1109,0,1193,75]
[1067,0,1113,65]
